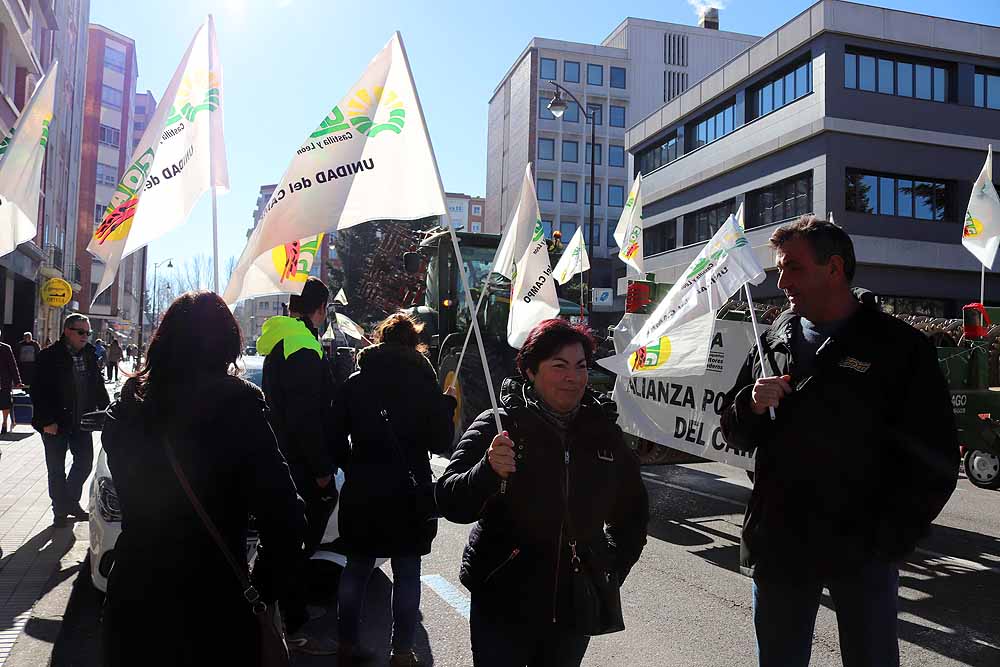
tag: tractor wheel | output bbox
[964,448,1000,490]
[438,339,515,450]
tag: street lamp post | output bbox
[152,258,173,333]
[548,83,596,318]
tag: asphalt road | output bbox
[45,457,1000,666]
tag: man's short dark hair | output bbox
[769,215,856,282]
[63,313,89,330]
[288,277,330,316]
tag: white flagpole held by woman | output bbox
[445,254,497,392]
[208,14,221,294]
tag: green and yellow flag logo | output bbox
[965,211,984,238]
[629,336,671,371]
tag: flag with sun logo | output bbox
[0,60,58,257]
[962,147,1000,269]
[87,16,228,303]
[613,172,644,274]
[224,32,448,305]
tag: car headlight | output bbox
[97,477,122,522]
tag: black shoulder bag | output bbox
[562,456,625,637]
[379,407,438,521]
[163,438,290,667]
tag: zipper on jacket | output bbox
[552,447,570,624]
[484,547,520,583]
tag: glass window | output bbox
[897,62,913,97]
[561,180,578,203]
[539,97,555,120]
[860,174,877,213]
[845,53,857,89]
[537,179,554,201]
[879,176,895,215]
[933,67,947,102]
[897,179,913,217]
[696,122,706,148]
[773,77,784,108]
[563,101,580,123]
[586,103,602,125]
[540,58,557,80]
[914,180,934,219]
[706,116,716,143]
[609,145,625,168]
[989,75,1000,110]
[761,83,773,116]
[542,219,554,238]
[915,64,932,100]
[933,182,946,221]
[99,124,120,147]
[878,58,894,94]
[472,205,482,215]
[587,64,604,86]
[608,223,617,248]
[538,138,555,160]
[584,183,601,205]
[610,66,626,89]
[609,105,626,127]
[101,84,123,109]
[715,111,726,137]
[96,163,118,186]
[562,140,578,163]
[796,63,810,97]
[608,185,625,207]
[795,177,810,216]
[560,221,577,239]
[859,55,876,91]
[104,44,126,73]
[975,73,986,107]
[784,71,796,100]
[724,106,734,135]
[586,143,602,165]
[564,61,580,83]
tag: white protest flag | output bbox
[88,17,228,301]
[335,312,365,341]
[962,148,1000,268]
[0,61,58,257]
[601,212,765,378]
[613,173,644,274]
[223,32,447,304]
[552,225,590,285]
[495,164,559,348]
[333,287,348,305]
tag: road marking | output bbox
[641,472,747,508]
[421,574,471,620]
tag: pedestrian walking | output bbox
[15,332,40,387]
[30,314,110,526]
[0,340,22,433]
[107,338,123,382]
[720,216,958,667]
[100,291,307,667]
[256,276,339,656]
[436,319,648,667]
[93,338,107,377]
[332,313,457,667]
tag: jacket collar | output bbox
[499,375,605,416]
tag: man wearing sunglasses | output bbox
[30,313,110,527]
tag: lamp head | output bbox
[548,90,567,119]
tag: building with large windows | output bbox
[486,12,758,291]
[626,0,1000,317]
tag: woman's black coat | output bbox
[100,375,306,667]
[331,343,456,558]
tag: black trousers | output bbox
[42,430,93,515]
[470,599,590,667]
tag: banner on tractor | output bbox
[611,315,759,471]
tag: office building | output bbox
[446,192,486,232]
[133,89,155,150]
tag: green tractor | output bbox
[402,229,611,444]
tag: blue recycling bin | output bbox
[12,390,32,425]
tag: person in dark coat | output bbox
[30,314,110,526]
[332,313,456,667]
[0,340,22,433]
[436,319,649,667]
[101,291,307,667]
[720,217,957,667]
[106,338,123,382]
[15,332,40,387]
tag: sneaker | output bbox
[287,632,338,656]
[389,649,422,666]
[337,643,376,666]
[66,504,89,520]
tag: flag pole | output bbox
[744,283,775,421]
[395,32,503,434]
[208,14,220,294]
[445,256,496,392]
[981,264,986,305]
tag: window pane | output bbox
[539,97,555,120]
[542,220,554,238]
[914,180,934,219]
[878,58,894,94]
[715,111,726,137]
[796,63,810,97]
[795,177,810,216]
[585,183,601,205]
[784,182,796,220]
[860,174,877,213]
[564,102,580,122]
[915,64,932,100]
[560,221,577,238]
[845,53,857,89]
[587,103,602,125]
[975,73,985,107]
[933,67,946,102]
[897,62,913,97]
[609,105,626,127]
[608,223,617,248]
[586,143,602,165]
[761,83,773,115]
[879,177,895,215]
[561,181,578,203]
[564,61,580,83]
[989,75,1000,110]
[784,71,796,100]
[562,141,578,162]
[537,179,553,201]
[609,145,625,167]
[609,185,624,207]
[538,138,554,160]
[706,116,716,142]
[773,77,784,108]
[587,64,603,86]
[610,66,626,89]
[540,58,556,80]
[933,182,946,221]
[859,55,876,91]
[724,106,734,134]
[696,122,706,148]
[897,179,913,217]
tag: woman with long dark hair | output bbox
[101,291,306,666]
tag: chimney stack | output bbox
[699,7,720,30]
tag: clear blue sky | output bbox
[88,0,998,287]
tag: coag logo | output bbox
[310,87,407,140]
[625,193,636,209]
[686,230,748,279]
[272,234,324,283]
[40,117,51,147]
[532,219,545,243]
[0,130,12,157]
[623,226,641,259]
[629,336,671,371]
[164,70,221,126]
[965,212,983,238]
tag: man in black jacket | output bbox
[31,314,110,527]
[257,277,338,655]
[720,217,957,667]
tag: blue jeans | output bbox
[338,556,421,651]
[752,561,900,667]
[41,430,93,515]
